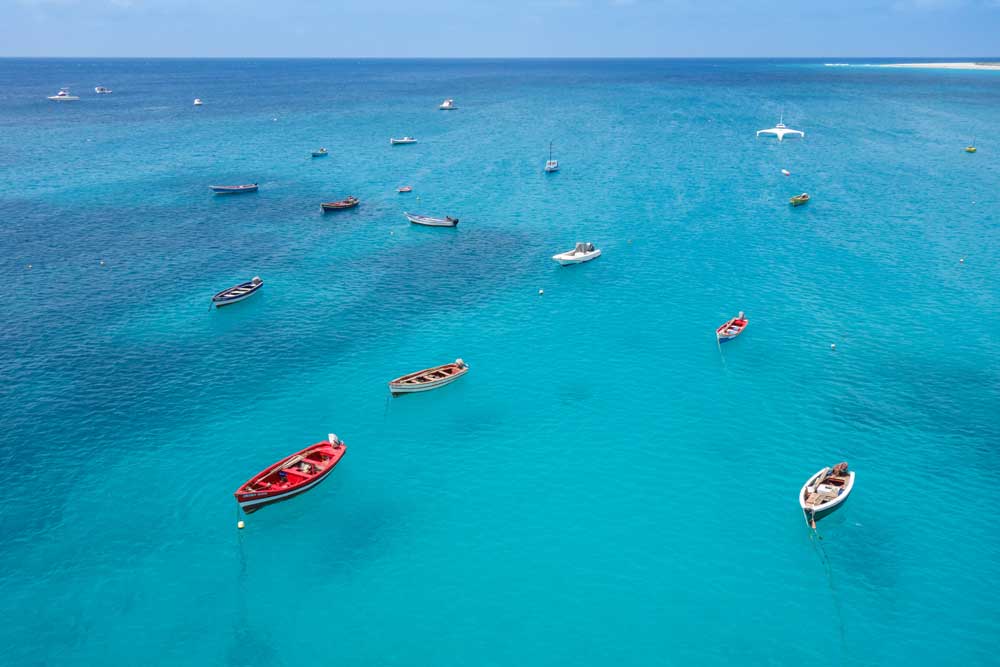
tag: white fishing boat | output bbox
[799,462,855,527]
[552,242,600,266]
[212,276,263,307]
[193,98,203,106]
[390,136,417,145]
[405,212,458,227]
[756,112,804,141]
[94,86,112,94]
[389,359,468,395]
[47,88,79,101]
[439,98,458,110]
[544,141,559,173]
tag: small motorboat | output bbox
[965,139,977,153]
[389,359,468,395]
[312,148,329,157]
[212,276,263,307]
[552,242,600,266]
[405,212,458,227]
[321,196,359,211]
[210,183,258,194]
[544,141,559,173]
[781,169,791,176]
[193,98,203,106]
[789,193,810,206]
[234,435,347,513]
[799,462,855,527]
[716,311,748,342]
[439,98,458,110]
[390,136,417,145]
[47,88,79,101]
[397,186,413,193]
[94,86,112,94]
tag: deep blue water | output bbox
[2,58,999,665]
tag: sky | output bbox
[2,0,1000,57]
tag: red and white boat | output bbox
[397,186,413,193]
[716,311,748,342]
[234,435,346,513]
[389,359,468,395]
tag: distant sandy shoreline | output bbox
[877,62,1000,71]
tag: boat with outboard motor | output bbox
[799,462,855,527]
[321,196,359,211]
[552,242,600,265]
[212,276,263,307]
[716,312,748,342]
[389,359,468,395]
[405,212,458,227]
[234,435,347,512]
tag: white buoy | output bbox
[237,520,245,529]
[960,257,965,263]
[538,289,544,296]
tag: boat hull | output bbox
[235,441,346,512]
[799,468,855,523]
[405,213,458,227]
[553,250,600,265]
[212,279,263,307]
[389,362,469,395]
[211,185,258,194]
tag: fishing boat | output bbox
[439,98,458,110]
[965,139,977,153]
[799,462,855,527]
[397,186,413,193]
[390,136,417,145]
[210,183,258,194]
[94,86,112,94]
[212,276,263,307]
[389,359,468,395]
[405,212,458,227]
[781,169,791,176]
[47,88,79,101]
[552,242,600,266]
[790,193,810,206]
[321,196,359,211]
[312,148,328,157]
[193,98,203,106]
[716,311,748,342]
[545,141,559,173]
[234,435,347,513]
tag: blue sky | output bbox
[3,0,1000,57]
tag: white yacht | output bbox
[47,88,79,101]
[94,86,112,94]
[756,112,804,141]
[439,98,458,110]
[193,98,203,106]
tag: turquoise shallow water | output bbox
[2,59,999,665]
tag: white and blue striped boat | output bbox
[212,276,263,307]
[210,183,258,194]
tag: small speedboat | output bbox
[193,98,203,106]
[390,136,417,145]
[94,86,112,94]
[544,141,559,173]
[716,311,748,342]
[47,88,79,101]
[552,242,600,266]
[210,183,258,194]
[781,168,791,176]
[389,359,468,395]
[790,193,810,206]
[799,462,855,527]
[321,196,359,211]
[234,435,346,513]
[312,148,329,157]
[212,276,263,307]
[439,98,458,110]
[405,212,458,227]
[397,186,413,193]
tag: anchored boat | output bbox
[790,192,810,206]
[321,196,359,211]
[94,86,112,94]
[716,311,748,342]
[389,359,468,395]
[405,212,458,227]
[397,186,413,193]
[439,98,458,110]
[544,141,559,173]
[210,183,258,194]
[312,148,329,157]
[212,276,263,307]
[234,435,347,513]
[47,88,79,101]
[552,242,600,265]
[390,136,417,145]
[799,462,855,527]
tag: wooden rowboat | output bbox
[790,192,810,206]
[799,462,855,527]
[716,311,747,342]
[390,137,417,145]
[321,196,359,211]
[405,212,458,227]
[389,359,468,395]
[234,435,346,513]
[212,276,263,307]
[397,186,413,193]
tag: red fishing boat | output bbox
[321,196,359,211]
[716,311,748,342]
[234,435,346,513]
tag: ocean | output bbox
[1,58,998,665]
